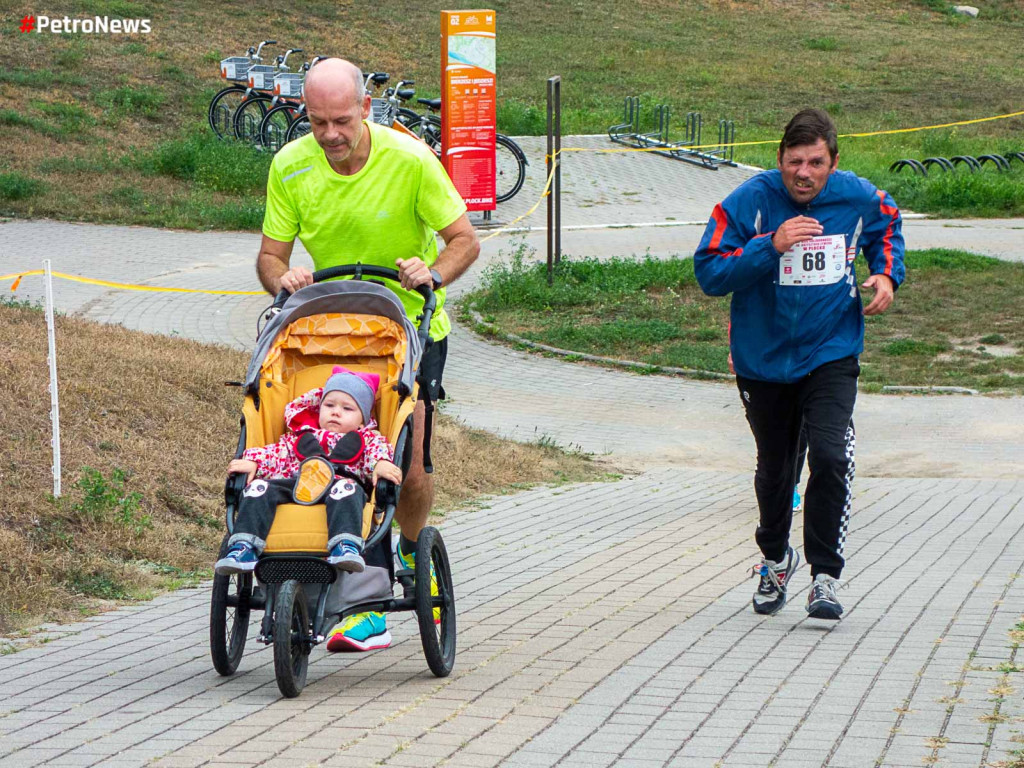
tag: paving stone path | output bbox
[1,138,1022,767]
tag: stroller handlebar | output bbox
[271,264,435,348]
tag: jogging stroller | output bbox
[209,265,456,697]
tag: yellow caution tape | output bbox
[478,159,558,244]
[0,270,265,295]
[559,109,1024,154]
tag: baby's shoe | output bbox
[215,542,258,575]
[327,540,365,573]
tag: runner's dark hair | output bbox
[780,108,838,161]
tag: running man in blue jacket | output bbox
[694,109,905,620]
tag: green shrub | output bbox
[73,467,151,534]
[0,172,46,201]
[95,86,164,119]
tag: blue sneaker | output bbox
[326,541,365,573]
[326,612,391,652]
[792,488,803,512]
[215,542,257,575]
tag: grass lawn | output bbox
[0,299,605,634]
[463,247,1024,394]
[0,0,1022,226]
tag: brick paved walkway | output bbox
[1,141,1023,767]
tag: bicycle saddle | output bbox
[397,88,415,100]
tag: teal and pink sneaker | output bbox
[326,611,391,652]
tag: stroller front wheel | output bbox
[415,526,456,677]
[273,580,310,698]
[210,539,252,676]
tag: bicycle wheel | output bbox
[395,107,421,128]
[495,134,527,203]
[285,114,311,143]
[233,95,272,144]
[208,86,248,140]
[209,536,252,676]
[259,104,298,153]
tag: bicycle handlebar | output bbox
[252,39,276,61]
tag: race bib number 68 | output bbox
[779,234,847,286]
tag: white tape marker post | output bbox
[43,260,62,497]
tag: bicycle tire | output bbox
[259,103,300,153]
[233,95,272,144]
[285,114,311,143]
[495,134,527,203]
[208,86,248,140]
[415,526,456,677]
[395,107,421,128]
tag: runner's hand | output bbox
[862,273,895,316]
[772,216,824,254]
[228,459,258,484]
[396,258,432,290]
[279,266,314,294]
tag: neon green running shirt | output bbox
[262,121,468,340]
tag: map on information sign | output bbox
[448,36,495,73]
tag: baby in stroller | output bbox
[215,365,403,576]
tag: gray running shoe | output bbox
[806,574,844,620]
[752,547,801,615]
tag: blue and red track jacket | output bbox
[694,169,905,383]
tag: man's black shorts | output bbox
[418,336,447,403]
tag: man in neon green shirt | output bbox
[257,58,480,652]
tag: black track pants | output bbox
[736,356,858,579]
[229,476,366,554]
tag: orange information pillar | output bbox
[440,9,496,212]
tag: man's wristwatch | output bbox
[429,269,444,291]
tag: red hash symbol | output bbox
[20,14,36,32]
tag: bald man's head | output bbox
[303,58,372,171]
[304,58,365,108]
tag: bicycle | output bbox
[405,98,527,204]
[208,39,276,140]
[232,48,303,145]
[257,61,311,153]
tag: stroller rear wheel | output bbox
[415,527,456,677]
[210,538,252,676]
[273,580,311,698]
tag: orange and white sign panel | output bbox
[441,9,496,211]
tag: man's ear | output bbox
[831,152,840,172]
[361,93,372,119]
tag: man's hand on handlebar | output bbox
[395,258,433,290]
[279,266,314,294]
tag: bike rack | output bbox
[890,152,1021,175]
[607,96,736,170]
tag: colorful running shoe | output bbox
[397,545,440,624]
[752,546,801,615]
[792,488,803,512]
[325,612,391,652]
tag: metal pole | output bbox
[554,76,561,266]
[546,77,555,285]
[43,259,62,497]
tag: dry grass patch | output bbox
[0,300,607,633]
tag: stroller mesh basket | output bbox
[274,73,304,98]
[248,65,277,91]
[221,57,252,82]
[255,557,337,585]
